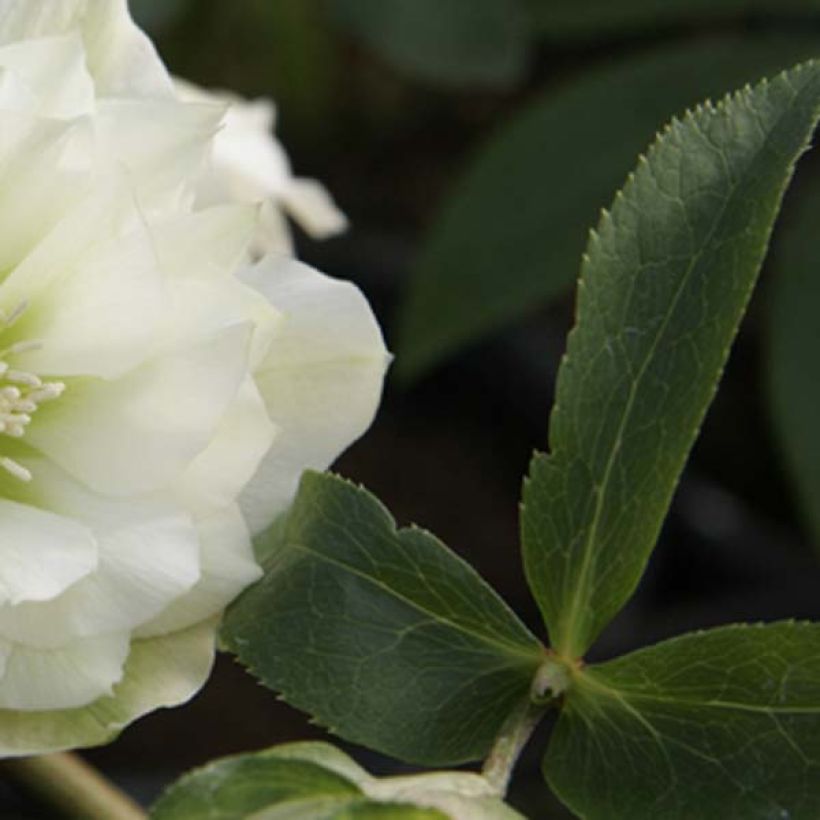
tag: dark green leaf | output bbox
[768,170,820,549]
[521,60,820,658]
[221,472,543,766]
[525,0,820,37]
[326,0,531,89]
[395,36,820,382]
[545,622,820,819]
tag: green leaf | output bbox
[221,471,543,766]
[395,36,820,382]
[152,741,521,820]
[544,622,820,819]
[325,0,531,89]
[768,171,820,549]
[525,0,820,37]
[151,744,361,820]
[521,60,820,658]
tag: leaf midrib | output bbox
[581,671,820,716]
[557,162,738,657]
[288,540,542,664]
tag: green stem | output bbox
[0,752,147,820]
[481,697,547,796]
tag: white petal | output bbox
[0,114,91,276]
[239,258,389,533]
[253,200,294,257]
[14,209,166,379]
[94,98,224,214]
[138,505,262,637]
[0,633,129,711]
[149,204,257,282]
[0,0,173,99]
[0,499,97,606]
[0,461,201,648]
[189,92,290,207]
[0,622,215,756]
[280,176,349,239]
[177,378,276,515]
[27,322,253,496]
[0,32,93,117]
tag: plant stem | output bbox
[0,752,147,820]
[481,697,547,796]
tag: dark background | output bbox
[5,2,820,818]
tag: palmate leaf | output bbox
[521,60,820,659]
[394,36,820,381]
[545,622,820,819]
[221,472,543,766]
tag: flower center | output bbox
[0,301,65,482]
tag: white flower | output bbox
[0,0,388,756]
[175,78,349,257]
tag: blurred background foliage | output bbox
[5,2,814,818]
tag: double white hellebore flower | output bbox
[0,0,388,755]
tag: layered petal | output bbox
[27,323,253,496]
[0,622,215,757]
[177,378,276,515]
[138,505,262,638]
[0,32,93,118]
[0,633,129,711]
[0,499,96,606]
[0,0,173,99]
[239,258,389,533]
[0,462,201,648]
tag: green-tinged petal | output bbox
[15,209,166,379]
[0,632,128,710]
[0,620,215,757]
[28,323,252,496]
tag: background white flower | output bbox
[175,78,350,257]
[0,0,387,756]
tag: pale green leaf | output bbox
[151,743,363,820]
[221,471,543,766]
[152,742,520,820]
[395,36,820,381]
[521,60,820,658]
[545,622,820,819]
